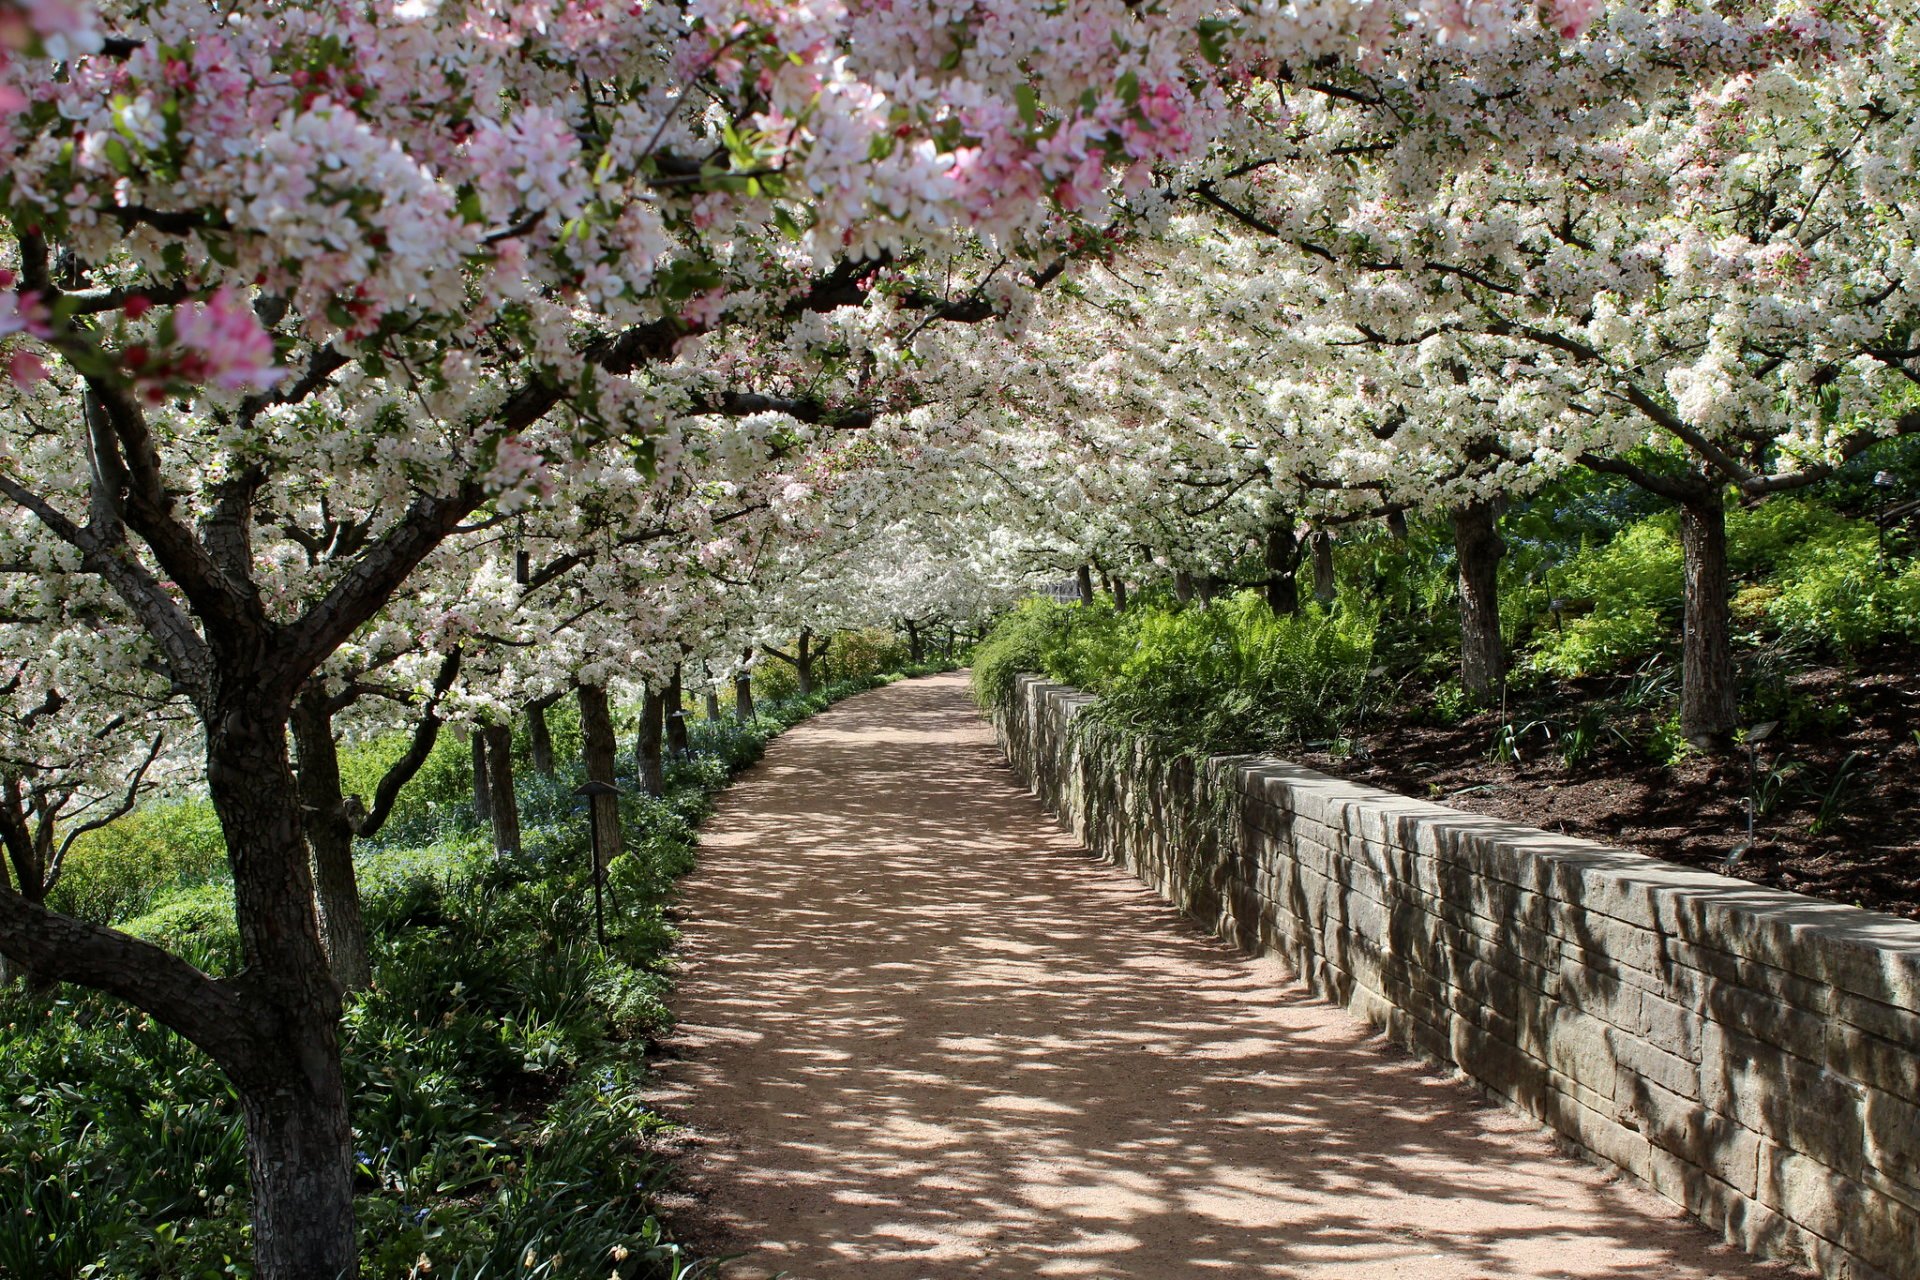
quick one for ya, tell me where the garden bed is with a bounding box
[1300,650,1920,921]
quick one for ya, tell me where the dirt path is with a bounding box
[649,673,1794,1279]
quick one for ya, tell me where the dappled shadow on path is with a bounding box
[649,674,1793,1279]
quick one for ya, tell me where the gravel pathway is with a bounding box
[648,672,1796,1279]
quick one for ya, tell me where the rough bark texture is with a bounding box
[1679,491,1738,743]
[526,695,557,776]
[1450,502,1508,703]
[1076,564,1095,606]
[637,686,667,798]
[1174,570,1194,604]
[203,700,354,1280]
[704,689,722,721]
[469,729,492,823]
[735,648,755,720]
[906,620,924,664]
[1265,518,1301,615]
[482,723,521,856]
[576,682,622,871]
[1111,577,1128,612]
[289,690,371,992]
[666,665,690,756]
[1310,532,1337,605]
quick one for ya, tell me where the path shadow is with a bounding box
[648,674,1799,1279]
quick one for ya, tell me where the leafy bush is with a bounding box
[47,798,227,924]
[974,593,1378,756]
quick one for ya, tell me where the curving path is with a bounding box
[649,673,1796,1279]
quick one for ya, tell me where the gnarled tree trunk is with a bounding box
[1075,564,1094,606]
[468,729,491,823]
[576,682,622,870]
[1310,531,1337,605]
[526,694,558,776]
[1265,518,1300,615]
[734,648,755,720]
[1450,501,1507,703]
[905,619,924,663]
[636,685,666,798]
[1679,489,1738,743]
[289,690,371,992]
[203,698,355,1280]
[481,723,520,856]
[666,664,689,756]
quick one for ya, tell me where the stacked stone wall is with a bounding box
[996,675,1920,1280]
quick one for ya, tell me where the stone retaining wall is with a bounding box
[995,675,1920,1280]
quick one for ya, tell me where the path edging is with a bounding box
[992,674,1920,1280]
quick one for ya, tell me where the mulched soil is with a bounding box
[1294,651,1920,922]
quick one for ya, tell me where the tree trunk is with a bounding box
[1265,518,1300,615]
[289,690,371,992]
[666,664,689,756]
[906,619,923,663]
[1076,564,1094,606]
[468,729,491,823]
[1174,570,1194,604]
[1111,576,1128,611]
[1679,490,1738,744]
[796,630,815,697]
[526,696,556,776]
[1386,509,1410,540]
[734,648,755,720]
[202,700,355,1280]
[1450,501,1507,703]
[704,688,722,721]
[576,682,622,871]
[1310,531,1337,605]
[636,686,666,798]
[482,723,520,856]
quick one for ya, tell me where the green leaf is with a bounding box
[1014,84,1040,130]
[1115,71,1140,107]
[1197,18,1233,66]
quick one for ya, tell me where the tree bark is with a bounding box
[526,695,557,776]
[576,682,622,871]
[666,664,689,756]
[1111,576,1128,612]
[289,690,371,992]
[905,619,923,663]
[1265,518,1300,615]
[468,729,491,824]
[1679,489,1738,743]
[1075,564,1094,606]
[1310,531,1337,605]
[734,648,755,720]
[1173,569,1194,604]
[636,685,666,798]
[704,688,722,721]
[482,723,520,857]
[202,699,355,1280]
[1450,501,1507,703]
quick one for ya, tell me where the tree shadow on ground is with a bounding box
[648,674,1801,1280]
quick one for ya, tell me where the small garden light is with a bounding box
[573,779,624,949]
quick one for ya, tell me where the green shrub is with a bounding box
[48,798,227,924]
[974,593,1377,756]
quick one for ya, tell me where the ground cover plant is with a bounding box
[0,663,945,1279]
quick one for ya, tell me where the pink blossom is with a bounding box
[1548,0,1602,40]
[7,349,46,388]
[163,289,282,392]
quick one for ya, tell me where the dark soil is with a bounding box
[1296,650,1920,922]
